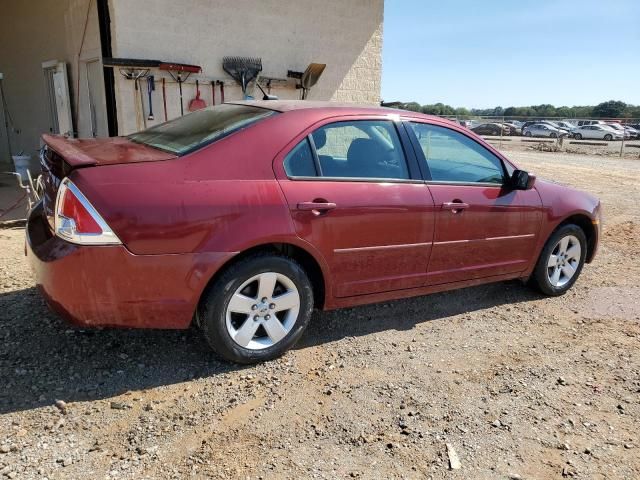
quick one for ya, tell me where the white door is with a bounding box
[43,61,73,136]
[85,59,109,137]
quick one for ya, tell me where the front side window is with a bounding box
[409,123,505,184]
[309,121,410,180]
[128,104,277,155]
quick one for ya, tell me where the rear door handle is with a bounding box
[297,201,337,212]
[442,201,469,213]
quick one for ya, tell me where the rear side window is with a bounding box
[128,104,277,155]
[284,139,317,177]
[409,123,505,184]
[310,120,410,180]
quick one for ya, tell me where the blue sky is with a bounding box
[381,0,640,108]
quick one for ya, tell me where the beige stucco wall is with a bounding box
[109,0,383,135]
[0,0,104,170]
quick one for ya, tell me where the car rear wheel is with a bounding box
[529,224,587,296]
[524,131,532,137]
[604,134,613,141]
[198,254,314,364]
[574,133,582,140]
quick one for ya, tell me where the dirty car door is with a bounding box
[274,119,435,298]
[407,121,542,285]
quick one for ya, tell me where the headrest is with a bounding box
[347,138,378,166]
[312,129,327,149]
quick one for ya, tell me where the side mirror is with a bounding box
[511,169,536,190]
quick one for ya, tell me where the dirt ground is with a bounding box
[1,150,639,480]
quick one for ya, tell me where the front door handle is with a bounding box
[442,201,469,213]
[297,201,337,212]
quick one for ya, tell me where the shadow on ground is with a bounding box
[0,281,541,414]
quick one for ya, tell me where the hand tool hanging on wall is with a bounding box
[162,78,168,121]
[159,62,202,116]
[102,58,161,129]
[217,80,225,103]
[210,80,216,105]
[222,57,262,100]
[188,79,206,111]
[137,77,147,128]
[146,76,155,121]
[287,63,326,99]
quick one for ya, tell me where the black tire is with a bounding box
[198,254,314,364]
[604,134,613,141]
[525,131,532,137]
[550,132,558,138]
[574,133,582,140]
[529,224,587,296]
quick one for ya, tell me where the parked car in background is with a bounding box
[546,121,574,134]
[500,122,520,136]
[623,125,639,138]
[520,120,559,134]
[573,124,623,141]
[27,101,602,364]
[605,123,632,139]
[522,123,566,138]
[556,121,578,133]
[471,122,510,136]
[576,120,605,127]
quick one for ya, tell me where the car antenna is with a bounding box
[255,80,278,100]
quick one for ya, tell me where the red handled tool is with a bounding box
[218,80,225,103]
[188,79,206,111]
[159,62,202,116]
[162,78,168,121]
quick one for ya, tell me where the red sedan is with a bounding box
[26,102,601,364]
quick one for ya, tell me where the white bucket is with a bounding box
[12,154,30,183]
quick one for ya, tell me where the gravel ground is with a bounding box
[1,150,639,479]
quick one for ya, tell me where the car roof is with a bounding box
[227,100,431,119]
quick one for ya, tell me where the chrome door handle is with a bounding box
[297,201,337,211]
[442,202,469,213]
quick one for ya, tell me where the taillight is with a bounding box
[54,178,121,245]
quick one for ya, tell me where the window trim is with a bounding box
[306,134,323,176]
[405,121,510,186]
[283,119,420,183]
[282,175,424,184]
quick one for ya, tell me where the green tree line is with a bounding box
[391,100,640,119]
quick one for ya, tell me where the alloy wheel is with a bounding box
[225,272,300,350]
[546,235,581,288]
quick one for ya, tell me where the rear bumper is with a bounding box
[25,202,234,329]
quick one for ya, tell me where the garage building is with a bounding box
[0,0,384,172]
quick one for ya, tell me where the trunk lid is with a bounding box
[42,134,177,167]
[39,134,177,230]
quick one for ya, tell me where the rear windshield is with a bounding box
[128,104,277,155]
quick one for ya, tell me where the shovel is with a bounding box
[188,80,206,111]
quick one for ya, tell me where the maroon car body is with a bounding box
[26,101,601,335]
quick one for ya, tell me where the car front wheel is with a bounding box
[199,254,314,364]
[529,224,587,296]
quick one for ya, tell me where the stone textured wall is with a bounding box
[109,0,384,134]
